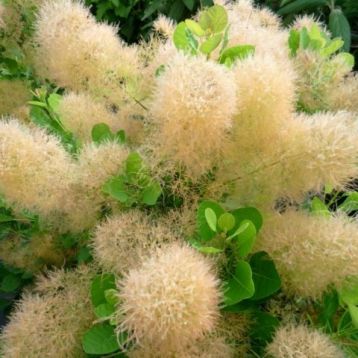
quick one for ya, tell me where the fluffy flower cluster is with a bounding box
[117,244,221,354]
[266,324,344,358]
[259,210,358,297]
[0,266,95,358]
[0,0,357,356]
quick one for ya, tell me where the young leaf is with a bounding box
[47,93,62,113]
[235,220,257,258]
[94,303,115,318]
[219,45,255,64]
[191,243,224,254]
[199,5,228,33]
[115,130,126,144]
[311,197,330,217]
[339,192,358,212]
[217,212,235,232]
[340,277,358,306]
[92,123,113,144]
[82,323,120,355]
[229,207,263,232]
[125,152,143,176]
[320,38,344,57]
[197,201,225,240]
[205,207,217,232]
[288,29,300,56]
[185,19,205,36]
[103,177,128,203]
[141,181,162,206]
[199,33,222,55]
[91,274,116,307]
[250,251,281,301]
[173,22,189,51]
[335,52,355,70]
[299,27,310,49]
[223,260,255,306]
[348,304,358,328]
[105,289,120,306]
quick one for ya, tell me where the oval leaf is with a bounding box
[82,323,120,355]
[224,260,255,306]
[218,212,235,232]
[199,33,222,55]
[250,251,281,300]
[197,201,225,240]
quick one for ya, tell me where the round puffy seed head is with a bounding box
[266,324,344,358]
[150,53,237,178]
[118,244,221,352]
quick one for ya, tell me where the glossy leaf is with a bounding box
[250,251,281,300]
[223,260,255,306]
[197,201,225,240]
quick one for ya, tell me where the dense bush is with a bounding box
[0,0,358,357]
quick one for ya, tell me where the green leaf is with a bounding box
[348,304,358,328]
[299,27,310,49]
[339,192,358,212]
[82,323,120,355]
[340,277,358,306]
[278,0,327,15]
[115,130,126,144]
[250,251,281,300]
[205,208,217,232]
[226,221,250,242]
[173,22,189,51]
[182,0,195,10]
[288,29,300,56]
[125,152,143,176]
[77,246,92,264]
[185,27,199,53]
[185,20,205,36]
[105,289,119,306]
[320,38,344,56]
[318,290,339,329]
[311,197,330,217]
[197,201,225,240]
[329,8,351,52]
[92,123,113,144]
[192,243,224,254]
[47,93,62,113]
[223,260,255,306]
[103,177,128,203]
[94,303,115,318]
[0,274,21,292]
[335,52,355,69]
[91,274,116,307]
[141,181,162,206]
[219,45,255,65]
[199,5,228,33]
[249,311,280,355]
[0,213,15,223]
[28,100,47,108]
[235,220,257,258]
[199,33,222,55]
[229,207,263,233]
[217,212,235,232]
